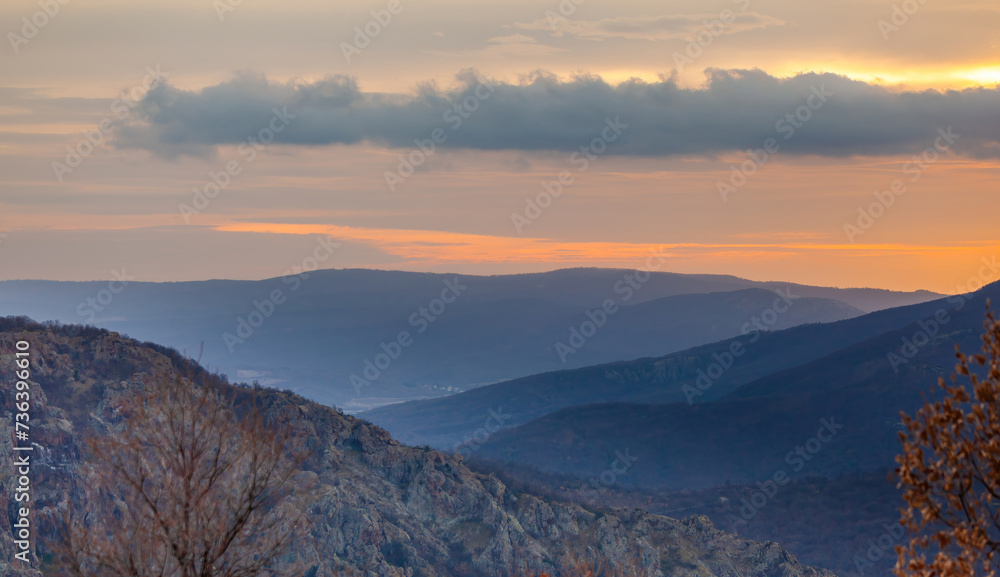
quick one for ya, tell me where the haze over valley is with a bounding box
[3,0,1000,575]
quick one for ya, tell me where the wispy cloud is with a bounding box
[489,33,539,45]
[514,13,785,41]
[216,222,1000,268]
[428,34,567,59]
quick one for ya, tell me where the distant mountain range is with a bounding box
[0,270,968,577]
[357,281,998,577]
[467,283,994,489]
[362,282,969,449]
[0,268,939,412]
[0,320,834,577]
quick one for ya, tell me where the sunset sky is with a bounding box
[1,0,999,292]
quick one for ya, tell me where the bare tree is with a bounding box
[895,306,1000,577]
[56,373,310,577]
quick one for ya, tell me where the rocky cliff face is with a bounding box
[0,319,836,577]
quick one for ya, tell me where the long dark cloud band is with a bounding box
[115,68,1000,159]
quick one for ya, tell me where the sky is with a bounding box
[1,0,998,292]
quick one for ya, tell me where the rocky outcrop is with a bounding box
[0,320,836,577]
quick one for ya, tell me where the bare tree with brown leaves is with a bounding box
[55,373,311,577]
[895,306,1000,577]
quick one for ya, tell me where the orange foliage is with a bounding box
[895,305,1000,577]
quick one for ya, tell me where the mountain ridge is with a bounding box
[0,318,835,577]
[362,282,976,448]
[0,267,926,411]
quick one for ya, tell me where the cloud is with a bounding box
[114,69,1000,159]
[428,34,566,59]
[514,13,786,41]
[488,33,539,45]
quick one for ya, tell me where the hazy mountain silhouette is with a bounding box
[0,268,933,411]
[0,319,835,577]
[363,282,968,448]
[469,281,998,489]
